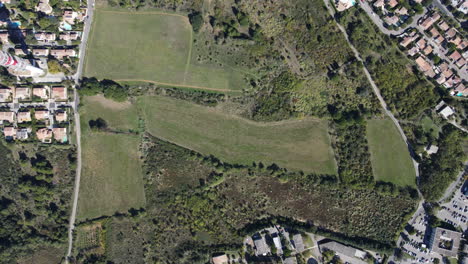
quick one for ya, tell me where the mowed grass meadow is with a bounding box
[84,9,247,91]
[138,96,337,174]
[77,96,145,220]
[366,119,416,187]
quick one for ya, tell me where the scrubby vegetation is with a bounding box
[73,135,417,263]
[337,8,439,118]
[79,77,128,102]
[0,143,76,262]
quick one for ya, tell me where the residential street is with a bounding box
[360,1,426,35]
[65,0,94,262]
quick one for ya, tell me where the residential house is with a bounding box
[387,0,398,8]
[415,56,436,77]
[53,127,67,143]
[55,111,67,122]
[395,7,408,15]
[416,38,427,49]
[450,35,462,46]
[36,128,52,143]
[423,45,433,55]
[436,75,446,84]
[0,88,11,102]
[212,254,228,264]
[32,48,49,57]
[438,21,450,31]
[16,128,29,140]
[439,105,455,118]
[14,87,30,100]
[442,68,453,79]
[384,15,399,25]
[34,32,56,42]
[419,13,441,30]
[3,126,16,140]
[34,110,49,120]
[455,58,466,68]
[429,27,441,39]
[50,49,76,59]
[445,28,457,39]
[449,51,462,62]
[63,9,78,25]
[374,0,385,8]
[425,145,439,155]
[457,40,467,50]
[455,83,467,96]
[407,46,420,56]
[36,0,53,14]
[400,35,417,47]
[335,0,355,11]
[59,32,79,41]
[51,86,67,101]
[17,111,31,123]
[32,87,48,99]
[0,112,14,123]
[0,31,8,43]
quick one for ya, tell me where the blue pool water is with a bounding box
[63,22,72,30]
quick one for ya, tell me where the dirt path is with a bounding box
[115,79,238,93]
[99,10,189,20]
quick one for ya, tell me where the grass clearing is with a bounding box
[138,95,337,174]
[78,96,145,220]
[420,116,440,139]
[85,9,248,91]
[366,119,416,187]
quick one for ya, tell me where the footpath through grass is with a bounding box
[77,96,145,220]
[85,9,247,91]
[139,96,337,174]
[366,119,416,187]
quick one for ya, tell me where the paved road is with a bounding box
[324,0,420,180]
[360,1,426,35]
[432,0,462,27]
[65,0,94,262]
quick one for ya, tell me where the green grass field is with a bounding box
[366,119,416,187]
[85,9,247,92]
[77,96,145,220]
[138,96,337,174]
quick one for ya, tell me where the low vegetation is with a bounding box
[367,119,416,187]
[78,96,145,220]
[139,95,337,174]
[75,135,417,263]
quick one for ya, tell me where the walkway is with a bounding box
[65,0,94,262]
[323,0,420,179]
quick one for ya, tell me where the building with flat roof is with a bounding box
[428,227,461,258]
[319,241,368,264]
[0,111,14,123]
[253,236,270,256]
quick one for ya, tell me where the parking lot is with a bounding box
[437,185,468,230]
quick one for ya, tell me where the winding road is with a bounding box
[65,0,95,262]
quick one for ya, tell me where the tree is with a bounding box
[189,12,204,32]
